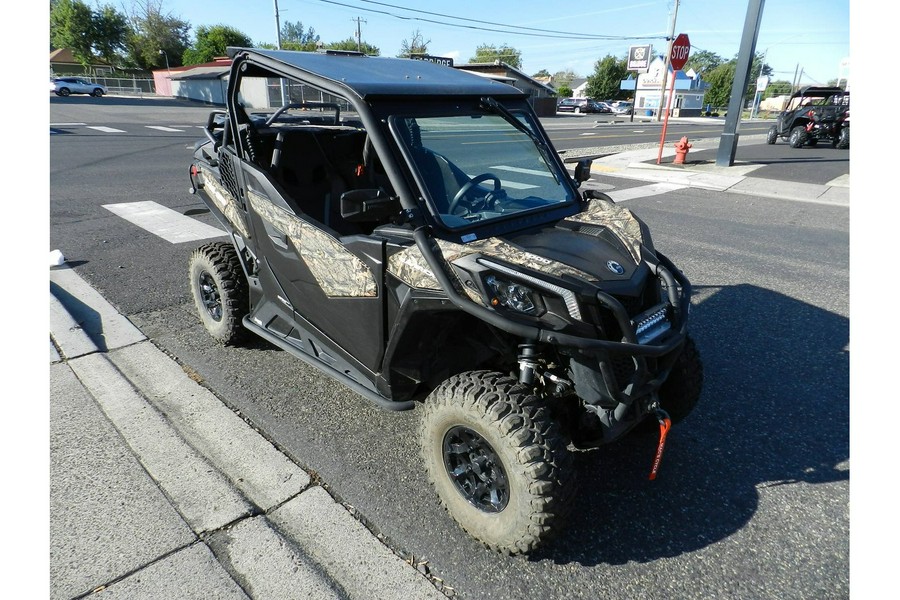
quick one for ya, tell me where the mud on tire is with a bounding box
[189,242,249,345]
[421,370,575,555]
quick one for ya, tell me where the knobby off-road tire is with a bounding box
[657,335,704,424]
[421,370,576,555]
[189,242,249,345]
[835,127,849,149]
[789,125,808,148]
[766,125,778,145]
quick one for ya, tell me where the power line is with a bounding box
[311,0,665,41]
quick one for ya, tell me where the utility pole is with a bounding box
[352,17,367,53]
[656,0,680,122]
[273,0,283,49]
[274,0,287,105]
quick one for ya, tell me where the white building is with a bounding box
[620,57,709,117]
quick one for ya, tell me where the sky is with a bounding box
[156,0,850,87]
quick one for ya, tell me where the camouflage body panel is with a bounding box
[200,170,251,239]
[387,240,485,305]
[564,198,643,263]
[387,235,600,302]
[248,191,377,298]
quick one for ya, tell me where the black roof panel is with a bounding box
[227,47,525,98]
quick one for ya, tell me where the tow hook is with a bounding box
[648,408,672,481]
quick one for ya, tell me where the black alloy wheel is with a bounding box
[442,425,509,512]
[188,242,249,344]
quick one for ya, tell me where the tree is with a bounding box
[50,0,130,69]
[398,29,429,58]
[702,61,736,108]
[762,79,792,99]
[326,38,380,55]
[50,0,97,67]
[585,54,627,101]
[685,49,723,76]
[92,5,129,67]
[551,69,577,89]
[183,24,252,65]
[125,0,191,69]
[556,85,573,98]
[469,44,522,69]
[531,69,551,79]
[280,20,319,51]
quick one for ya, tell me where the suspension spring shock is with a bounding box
[518,344,541,385]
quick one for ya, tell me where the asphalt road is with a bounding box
[49,96,849,599]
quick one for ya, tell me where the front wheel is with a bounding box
[789,125,808,148]
[835,127,849,149]
[57,88,70,97]
[421,371,575,555]
[657,336,704,423]
[92,88,104,97]
[766,125,778,144]
[188,242,249,344]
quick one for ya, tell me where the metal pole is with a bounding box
[656,0,679,122]
[715,0,766,167]
[274,0,287,106]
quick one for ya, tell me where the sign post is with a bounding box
[626,45,651,123]
[656,33,690,164]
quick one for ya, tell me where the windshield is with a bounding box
[391,113,576,229]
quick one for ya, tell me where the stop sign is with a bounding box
[670,33,690,71]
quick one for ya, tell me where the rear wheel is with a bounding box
[188,242,249,344]
[574,106,581,114]
[766,126,778,144]
[421,370,575,555]
[788,125,808,148]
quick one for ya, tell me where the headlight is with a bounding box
[485,275,538,314]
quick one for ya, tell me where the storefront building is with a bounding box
[620,57,709,117]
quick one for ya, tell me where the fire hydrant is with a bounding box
[673,136,692,164]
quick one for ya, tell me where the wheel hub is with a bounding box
[442,426,509,512]
[198,271,223,321]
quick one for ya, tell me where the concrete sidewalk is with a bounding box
[49,265,447,600]
[584,136,850,207]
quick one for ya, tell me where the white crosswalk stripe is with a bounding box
[145,126,186,132]
[86,126,126,133]
[489,165,555,178]
[103,201,225,244]
[606,182,687,202]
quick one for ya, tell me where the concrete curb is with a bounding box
[49,265,447,600]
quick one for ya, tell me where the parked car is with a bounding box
[51,77,107,97]
[611,101,634,115]
[556,98,610,114]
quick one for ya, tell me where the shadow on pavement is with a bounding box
[537,283,849,566]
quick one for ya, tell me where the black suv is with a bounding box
[766,86,849,149]
[187,47,703,554]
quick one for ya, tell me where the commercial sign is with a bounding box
[756,75,770,92]
[410,54,454,67]
[627,45,652,72]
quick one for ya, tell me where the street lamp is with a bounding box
[158,49,170,75]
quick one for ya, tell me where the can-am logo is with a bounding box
[606,260,625,275]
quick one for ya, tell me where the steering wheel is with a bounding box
[448,173,502,214]
[265,104,304,126]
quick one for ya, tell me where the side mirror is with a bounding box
[574,158,593,183]
[340,189,400,222]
